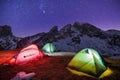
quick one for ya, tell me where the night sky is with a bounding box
[0,0,120,37]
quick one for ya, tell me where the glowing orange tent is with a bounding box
[9,44,45,65]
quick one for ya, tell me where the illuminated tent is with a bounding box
[42,43,56,54]
[67,48,107,78]
[9,44,45,65]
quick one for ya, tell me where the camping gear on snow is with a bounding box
[67,48,110,78]
[42,43,56,54]
[11,71,36,80]
[9,44,45,65]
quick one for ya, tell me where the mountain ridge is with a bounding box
[0,22,120,57]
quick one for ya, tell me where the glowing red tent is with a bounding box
[9,44,45,65]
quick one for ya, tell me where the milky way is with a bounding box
[0,0,120,37]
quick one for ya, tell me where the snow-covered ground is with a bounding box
[11,71,36,80]
[47,52,76,56]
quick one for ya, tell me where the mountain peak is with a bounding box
[60,24,72,32]
[0,25,13,37]
[49,26,58,33]
[73,22,101,34]
[106,29,120,36]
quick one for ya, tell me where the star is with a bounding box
[42,10,46,14]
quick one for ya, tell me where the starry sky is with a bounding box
[0,0,120,37]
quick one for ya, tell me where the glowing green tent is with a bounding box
[42,43,56,54]
[67,48,107,78]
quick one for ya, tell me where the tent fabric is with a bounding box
[67,48,107,77]
[42,43,56,54]
[9,44,45,65]
[67,67,113,79]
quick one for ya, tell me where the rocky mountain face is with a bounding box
[0,22,120,57]
[0,25,21,50]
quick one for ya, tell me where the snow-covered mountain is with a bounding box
[0,22,120,57]
[0,25,21,50]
